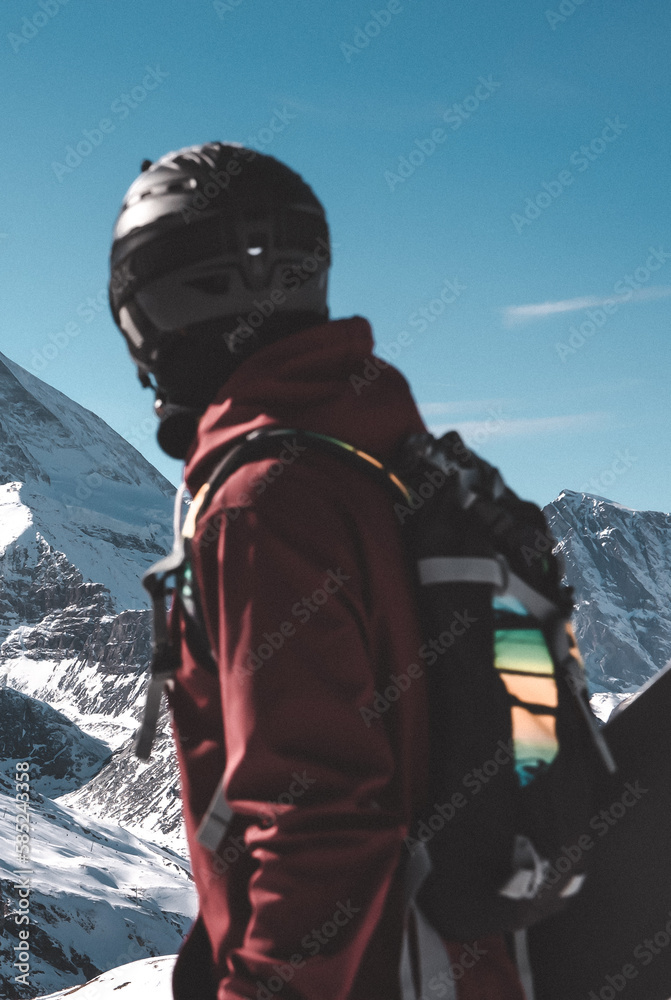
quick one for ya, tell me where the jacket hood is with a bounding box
[184,316,426,495]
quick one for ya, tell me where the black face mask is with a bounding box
[143,312,328,459]
[148,333,238,460]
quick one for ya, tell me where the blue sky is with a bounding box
[1,0,669,511]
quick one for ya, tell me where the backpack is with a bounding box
[137,425,616,943]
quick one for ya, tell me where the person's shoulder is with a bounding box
[216,439,387,510]
[195,438,396,549]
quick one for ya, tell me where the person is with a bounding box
[109,142,526,1000]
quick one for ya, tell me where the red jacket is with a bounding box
[168,317,526,1000]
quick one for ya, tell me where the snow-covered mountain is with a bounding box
[0,682,194,997]
[0,350,176,615]
[0,683,191,996]
[0,784,195,997]
[1,622,185,855]
[545,490,671,693]
[0,354,195,996]
[0,349,185,845]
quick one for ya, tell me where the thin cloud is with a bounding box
[419,398,514,417]
[428,411,610,440]
[274,95,445,130]
[502,286,671,327]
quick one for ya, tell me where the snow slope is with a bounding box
[0,681,195,997]
[38,955,175,999]
[0,788,195,997]
[0,351,176,613]
[1,635,185,856]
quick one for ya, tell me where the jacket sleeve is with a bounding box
[194,458,407,1000]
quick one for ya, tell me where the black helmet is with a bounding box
[108,142,331,456]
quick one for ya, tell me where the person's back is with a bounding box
[108,142,526,1000]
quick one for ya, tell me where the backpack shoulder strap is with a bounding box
[134,483,190,760]
[135,427,410,760]
[191,426,411,527]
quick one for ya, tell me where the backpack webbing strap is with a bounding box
[196,775,233,851]
[418,556,505,589]
[400,906,457,1000]
[400,845,456,1000]
[418,556,560,623]
[135,672,175,762]
[513,930,536,1000]
[193,426,411,529]
[135,483,190,760]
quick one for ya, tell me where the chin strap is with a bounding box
[135,367,207,460]
[156,403,202,460]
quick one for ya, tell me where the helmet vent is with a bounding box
[125,177,197,208]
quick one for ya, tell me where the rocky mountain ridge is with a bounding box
[545,490,671,691]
